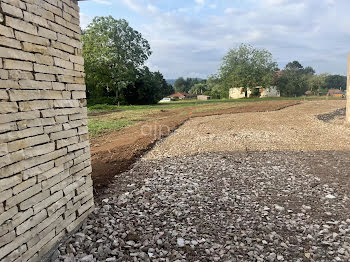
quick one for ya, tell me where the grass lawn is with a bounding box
[88,97,290,113]
[87,96,345,137]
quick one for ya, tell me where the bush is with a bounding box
[87,96,119,106]
[203,90,221,99]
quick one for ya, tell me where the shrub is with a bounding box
[87,96,118,106]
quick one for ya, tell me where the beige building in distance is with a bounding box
[229,87,280,99]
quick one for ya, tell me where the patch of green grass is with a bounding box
[88,103,197,114]
[87,96,345,136]
[89,96,335,113]
[88,96,345,114]
[88,104,121,112]
[88,104,159,112]
[88,118,131,137]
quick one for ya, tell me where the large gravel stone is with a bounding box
[57,151,350,261]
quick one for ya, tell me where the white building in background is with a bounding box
[229,87,246,99]
[197,95,211,101]
[260,86,280,98]
[229,86,280,99]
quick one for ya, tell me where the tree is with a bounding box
[285,61,303,71]
[303,66,316,76]
[308,73,328,95]
[162,83,175,98]
[174,77,187,92]
[174,77,203,93]
[218,44,278,96]
[122,67,173,105]
[202,75,221,98]
[83,16,152,101]
[189,83,208,94]
[324,75,347,91]
[277,62,315,96]
[277,71,308,97]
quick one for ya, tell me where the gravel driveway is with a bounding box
[58,101,350,262]
[145,101,350,158]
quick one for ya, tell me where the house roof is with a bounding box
[169,92,194,98]
[328,89,344,94]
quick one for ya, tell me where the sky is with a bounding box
[79,0,350,79]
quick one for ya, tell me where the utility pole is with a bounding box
[347,54,350,122]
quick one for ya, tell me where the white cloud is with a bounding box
[177,7,190,13]
[145,61,161,72]
[224,8,237,14]
[325,0,335,5]
[90,0,112,5]
[195,0,205,5]
[265,0,287,5]
[120,0,143,12]
[88,0,350,78]
[80,13,93,29]
[147,4,158,14]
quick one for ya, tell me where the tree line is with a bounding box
[276,61,346,97]
[83,17,346,105]
[173,45,346,98]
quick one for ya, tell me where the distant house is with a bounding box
[259,86,280,98]
[327,89,345,98]
[197,95,211,101]
[229,88,246,99]
[305,91,312,95]
[169,92,196,100]
[229,86,280,99]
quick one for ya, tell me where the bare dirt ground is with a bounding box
[58,100,350,262]
[90,100,299,190]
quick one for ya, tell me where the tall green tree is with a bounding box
[205,76,220,97]
[83,16,152,101]
[324,75,347,90]
[174,77,203,93]
[308,73,328,94]
[285,61,303,71]
[218,44,278,97]
[174,77,187,92]
[303,66,316,75]
[189,83,208,94]
[277,61,315,96]
[123,67,173,105]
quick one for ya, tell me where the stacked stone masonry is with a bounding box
[0,0,94,261]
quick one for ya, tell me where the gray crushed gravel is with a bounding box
[144,101,350,158]
[57,152,350,262]
[317,108,346,123]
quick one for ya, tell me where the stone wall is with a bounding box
[0,0,94,261]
